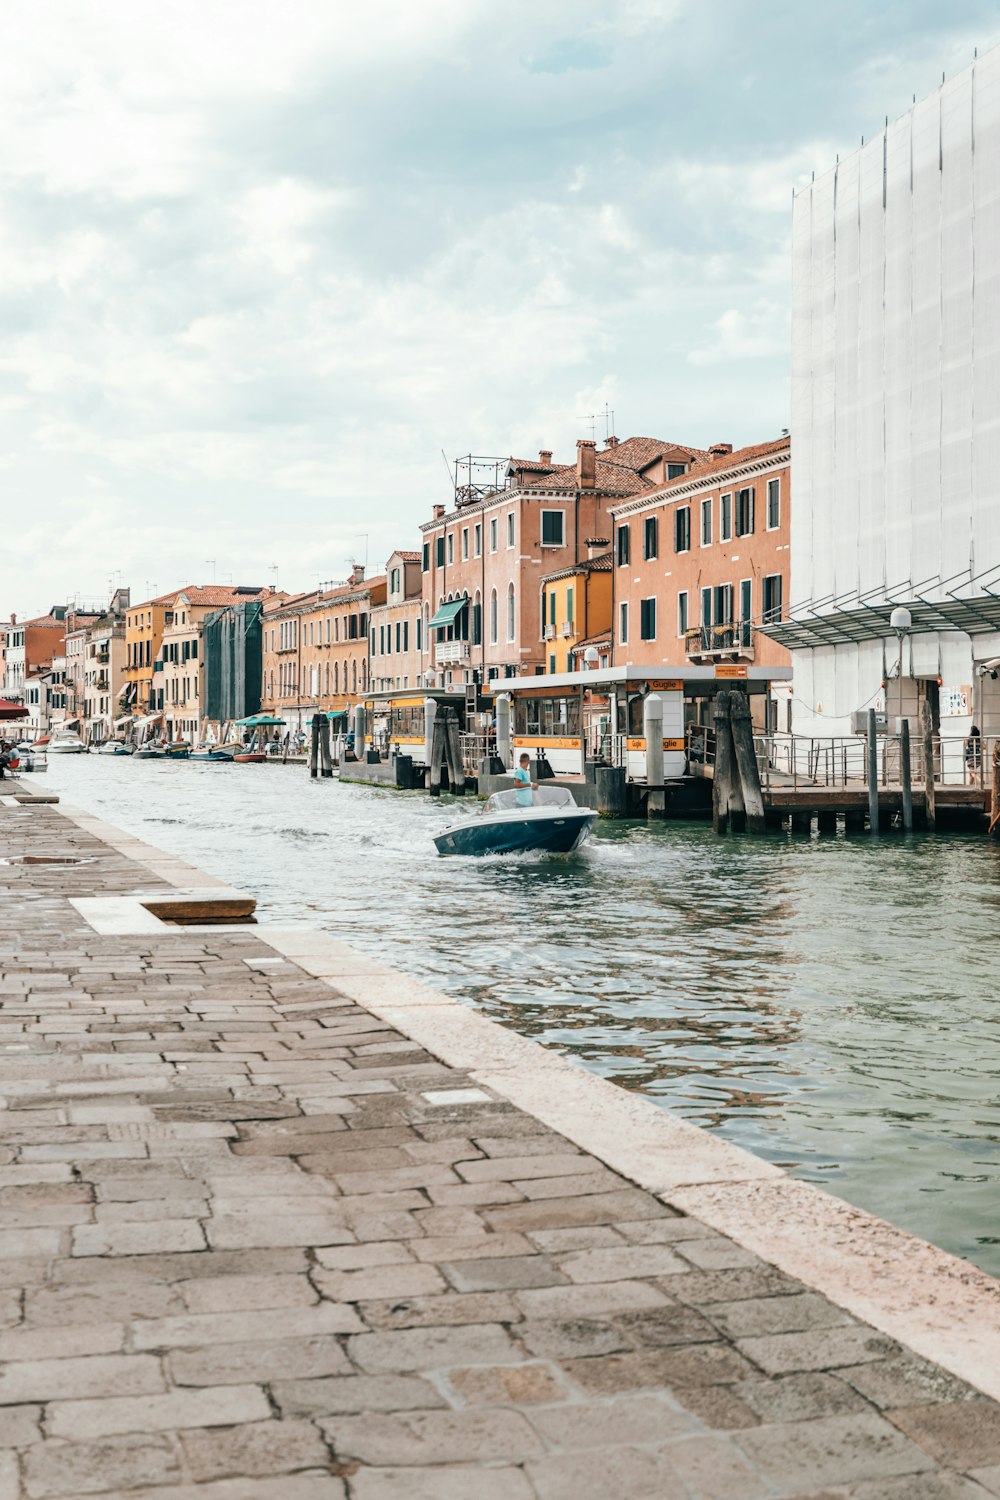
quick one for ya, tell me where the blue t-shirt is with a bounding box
[513,766,533,807]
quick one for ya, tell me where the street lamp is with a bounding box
[889,606,912,738]
[583,646,599,669]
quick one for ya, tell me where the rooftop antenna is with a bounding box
[269,564,279,591]
[601,403,615,442]
[205,559,217,584]
[577,412,597,439]
[440,448,454,487]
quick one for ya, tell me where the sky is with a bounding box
[2,0,998,616]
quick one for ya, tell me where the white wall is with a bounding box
[791,47,1000,735]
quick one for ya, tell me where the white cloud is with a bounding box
[687,303,789,366]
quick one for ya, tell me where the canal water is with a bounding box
[44,756,1000,1278]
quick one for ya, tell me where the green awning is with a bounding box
[235,713,286,727]
[428,598,466,629]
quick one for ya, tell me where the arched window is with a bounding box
[324,663,330,695]
[489,589,498,645]
[351,660,357,694]
[506,583,515,642]
[472,590,482,647]
[334,661,339,694]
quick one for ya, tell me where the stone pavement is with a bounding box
[1,799,1000,1499]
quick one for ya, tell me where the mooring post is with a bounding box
[428,707,446,797]
[643,693,665,820]
[867,708,879,831]
[595,765,627,818]
[495,693,512,769]
[921,700,936,830]
[318,715,333,778]
[900,717,913,831]
[729,690,766,834]
[712,691,743,833]
[444,707,466,796]
[309,716,320,780]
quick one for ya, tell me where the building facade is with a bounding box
[419,437,704,688]
[539,545,613,676]
[610,439,791,696]
[2,609,67,703]
[260,569,385,733]
[154,586,267,743]
[369,552,422,693]
[83,621,128,744]
[779,48,1000,739]
[125,593,177,716]
[203,598,272,736]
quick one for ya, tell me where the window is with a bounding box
[720,493,733,541]
[461,528,469,560]
[489,518,498,552]
[472,595,482,646]
[506,513,514,547]
[739,579,752,647]
[473,523,482,557]
[643,516,658,560]
[403,620,409,651]
[674,507,691,553]
[435,536,445,567]
[667,462,687,480]
[701,497,712,546]
[548,591,556,627]
[416,615,422,651]
[713,583,733,629]
[447,533,454,564]
[422,542,430,571]
[767,476,780,530]
[506,583,515,641]
[549,654,556,673]
[735,487,754,537]
[678,591,689,637]
[619,601,628,644]
[489,589,498,644]
[617,524,631,567]
[762,574,783,623]
[701,586,712,628]
[566,586,574,624]
[541,511,564,547]
[640,598,656,641]
[394,621,400,652]
[390,567,401,593]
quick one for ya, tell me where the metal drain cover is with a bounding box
[0,854,97,866]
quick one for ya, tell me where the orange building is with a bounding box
[369,551,423,693]
[261,568,387,733]
[539,544,613,676]
[124,592,178,715]
[609,437,791,678]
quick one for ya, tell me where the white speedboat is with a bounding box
[433,785,596,858]
[47,731,86,754]
[96,740,132,755]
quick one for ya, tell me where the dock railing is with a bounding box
[750,733,998,792]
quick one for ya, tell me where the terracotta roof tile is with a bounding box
[394,551,421,562]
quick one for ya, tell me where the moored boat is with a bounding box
[433,786,596,857]
[190,746,235,762]
[47,731,86,754]
[96,740,132,755]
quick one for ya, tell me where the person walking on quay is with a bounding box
[965,723,982,774]
[513,751,537,808]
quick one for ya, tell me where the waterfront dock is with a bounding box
[2,791,1000,1495]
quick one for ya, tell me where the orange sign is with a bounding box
[715,664,748,679]
[645,680,684,691]
[513,736,579,750]
[625,737,687,752]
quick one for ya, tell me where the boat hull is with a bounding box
[433,808,595,858]
[233,752,267,763]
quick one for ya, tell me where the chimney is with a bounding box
[585,536,609,560]
[576,439,597,490]
[539,449,553,466]
[351,563,365,585]
[433,504,445,520]
[604,435,619,449]
[709,442,733,456]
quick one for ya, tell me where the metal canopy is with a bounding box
[759,595,1000,649]
[428,599,466,629]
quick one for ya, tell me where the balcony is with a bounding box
[560,621,574,638]
[543,624,556,640]
[435,640,470,665]
[684,625,755,665]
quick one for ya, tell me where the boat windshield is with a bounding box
[484,787,577,814]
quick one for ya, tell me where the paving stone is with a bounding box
[705,1291,854,1339]
[47,1383,272,1440]
[518,1318,632,1360]
[483,1190,667,1233]
[272,1373,447,1417]
[358,1291,521,1329]
[179,1272,318,1313]
[562,1343,757,1394]
[849,1475,994,1499]
[170,1333,353,1385]
[970,1467,1000,1497]
[0,1353,164,1403]
[71,1221,206,1257]
[347,1323,518,1373]
[0,1405,43,1447]
[614,1303,720,1348]
[440,1255,567,1293]
[70,1478,345,1500]
[313,1263,446,1302]
[842,1355,982,1410]
[349,1466,534,1500]
[529,1393,697,1447]
[411,1232,535,1264]
[886,1401,1000,1467]
[514,1279,669,1319]
[133,1302,363,1348]
[179,1419,330,1481]
[446,1362,569,1406]
[21,1433,181,1498]
[322,1407,544,1464]
[555,1244,689,1283]
[736,1412,935,1489]
[668,1383,762,1430]
[659,1433,774,1497]
[737,1326,900,1375]
[0,1321,125,1362]
[733,1371,873,1424]
[526,1445,681,1499]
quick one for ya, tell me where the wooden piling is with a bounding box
[309,717,320,780]
[596,766,627,818]
[817,810,837,835]
[444,708,466,796]
[318,716,333,778]
[921,701,936,830]
[729,690,766,835]
[712,692,744,834]
[900,718,913,831]
[867,708,879,832]
[428,711,446,797]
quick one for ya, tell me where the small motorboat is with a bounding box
[433,785,597,858]
[164,741,191,759]
[96,740,132,755]
[47,730,86,754]
[233,750,267,763]
[133,741,167,759]
[190,745,234,762]
[14,741,46,772]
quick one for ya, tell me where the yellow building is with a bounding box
[539,548,613,675]
[124,592,177,716]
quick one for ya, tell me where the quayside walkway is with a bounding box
[2,794,1000,1497]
